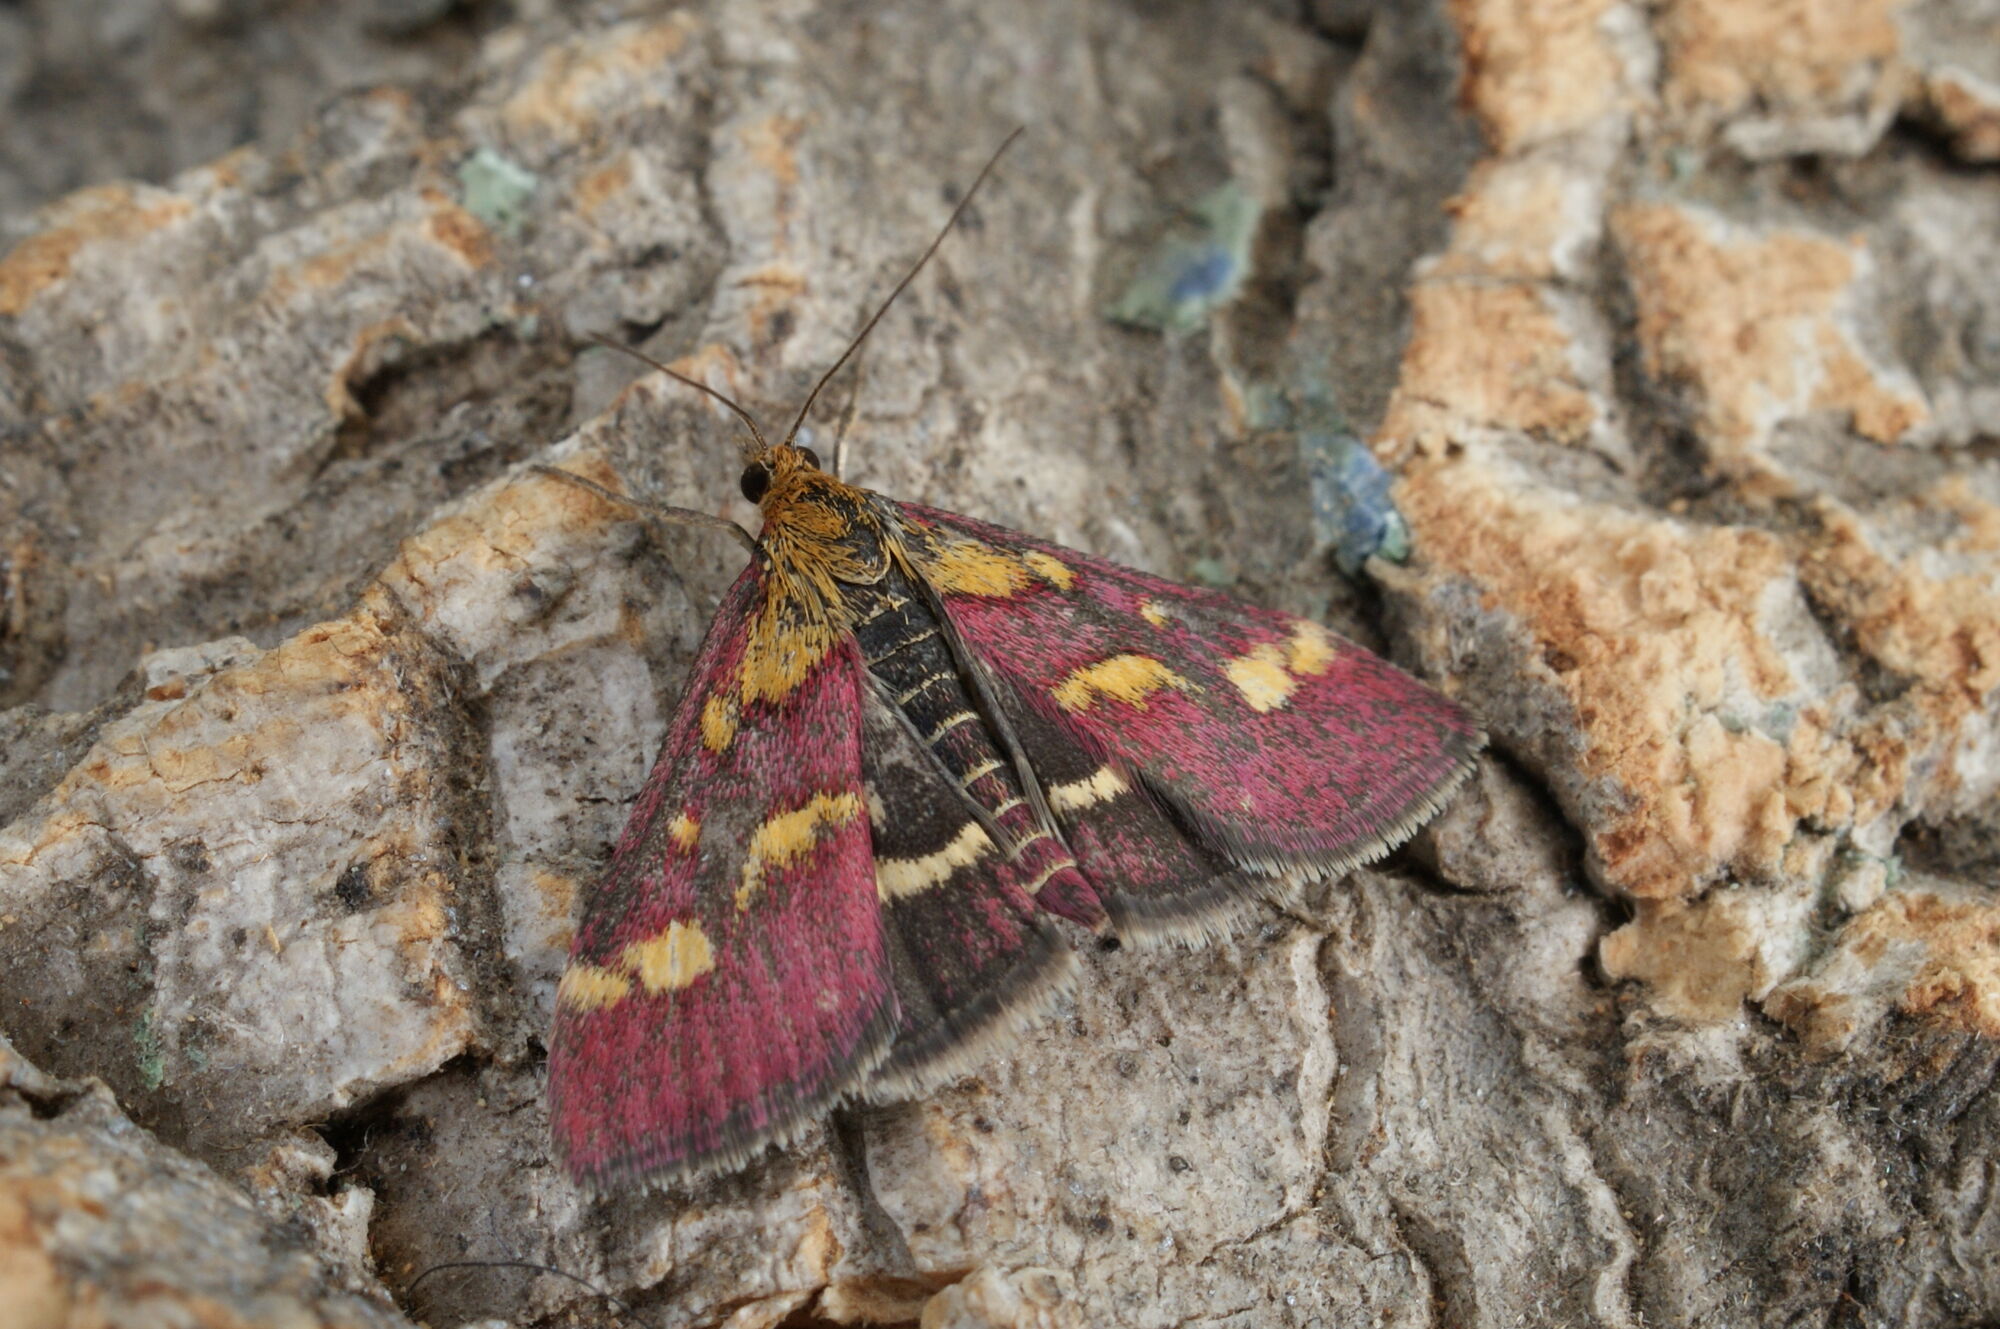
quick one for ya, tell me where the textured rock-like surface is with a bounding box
[2,0,1997,1326]
[0,609,489,1147]
[0,1033,412,1329]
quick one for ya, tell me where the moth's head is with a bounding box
[738,443,828,508]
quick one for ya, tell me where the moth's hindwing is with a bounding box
[547,561,895,1189]
[849,559,1107,931]
[890,500,1485,892]
[857,689,1078,1100]
[980,670,1269,944]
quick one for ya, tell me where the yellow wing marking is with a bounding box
[1225,644,1296,713]
[1022,550,1076,590]
[1286,620,1337,675]
[926,540,1030,596]
[875,822,994,901]
[736,791,863,910]
[1047,765,1130,813]
[739,614,840,706]
[1052,654,1192,713]
[622,921,717,994]
[701,695,739,753]
[925,540,1075,597]
[555,964,633,1012]
[668,812,700,851]
[556,920,718,1012]
[1224,621,1340,713]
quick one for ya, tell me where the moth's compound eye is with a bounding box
[740,462,772,502]
[798,447,822,470]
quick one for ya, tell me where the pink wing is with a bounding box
[546,562,894,1188]
[892,501,1483,884]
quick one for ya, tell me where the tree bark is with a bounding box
[1,1,1997,1326]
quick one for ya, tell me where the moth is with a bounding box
[541,136,1483,1190]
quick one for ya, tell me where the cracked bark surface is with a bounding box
[2,1,1998,1326]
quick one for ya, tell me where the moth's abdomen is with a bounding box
[845,563,1090,1098]
[849,567,1104,931]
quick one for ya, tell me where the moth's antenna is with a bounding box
[587,334,770,457]
[781,126,1024,450]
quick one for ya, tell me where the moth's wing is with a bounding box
[547,561,894,1189]
[858,689,1078,1099]
[979,669,1267,943]
[889,501,1483,931]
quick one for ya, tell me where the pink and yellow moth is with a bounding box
[539,135,1483,1190]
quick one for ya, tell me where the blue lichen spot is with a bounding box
[1167,243,1237,304]
[1306,429,1409,575]
[1264,386,1412,575]
[1107,183,1261,334]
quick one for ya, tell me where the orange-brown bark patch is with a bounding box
[1614,203,1928,464]
[1448,0,1628,151]
[0,186,195,316]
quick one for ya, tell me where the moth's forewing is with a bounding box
[547,562,894,1189]
[892,501,1485,888]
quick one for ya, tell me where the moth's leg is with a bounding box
[529,464,758,554]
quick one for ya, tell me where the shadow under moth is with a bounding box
[541,135,1483,1190]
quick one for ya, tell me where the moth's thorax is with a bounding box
[754,454,893,596]
[737,448,903,705]
[757,456,870,537]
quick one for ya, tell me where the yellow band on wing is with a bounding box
[1052,654,1191,712]
[557,919,718,1011]
[876,822,994,900]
